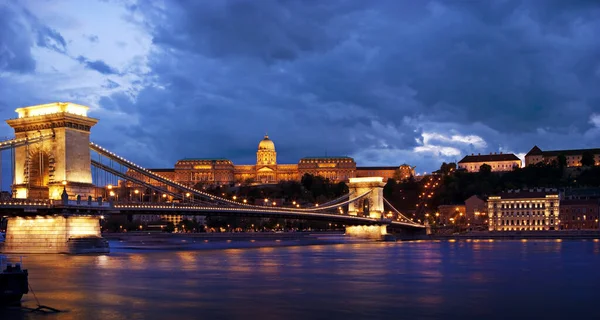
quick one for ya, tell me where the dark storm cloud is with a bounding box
[98,0,600,169]
[77,56,119,75]
[0,5,36,72]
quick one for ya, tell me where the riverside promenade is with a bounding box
[431,230,600,241]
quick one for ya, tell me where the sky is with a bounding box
[1,0,599,177]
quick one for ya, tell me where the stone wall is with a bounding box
[345,225,387,240]
[2,216,108,254]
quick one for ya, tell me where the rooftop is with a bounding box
[459,153,520,163]
[492,190,559,199]
[148,168,175,173]
[527,146,600,157]
[300,156,354,160]
[178,158,231,162]
[357,166,399,170]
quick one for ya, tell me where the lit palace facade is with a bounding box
[525,146,600,167]
[129,135,415,186]
[458,152,522,172]
[487,191,560,231]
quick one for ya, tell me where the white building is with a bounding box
[487,190,560,231]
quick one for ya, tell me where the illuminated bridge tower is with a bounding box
[345,177,389,239]
[6,102,98,200]
[2,102,107,254]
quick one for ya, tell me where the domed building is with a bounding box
[131,134,416,187]
[255,135,278,183]
[256,135,276,165]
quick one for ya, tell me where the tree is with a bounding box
[557,154,567,168]
[581,151,595,167]
[479,163,492,175]
[301,173,314,190]
[439,162,457,175]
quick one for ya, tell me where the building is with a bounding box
[458,153,521,172]
[563,188,600,200]
[487,190,560,231]
[355,164,415,181]
[525,146,600,167]
[128,135,415,187]
[559,200,599,230]
[464,195,487,222]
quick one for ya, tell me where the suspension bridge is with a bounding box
[0,102,425,253]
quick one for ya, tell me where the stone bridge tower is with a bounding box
[347,177,386,218]
[346,177,388,239]
[6,102,98,200]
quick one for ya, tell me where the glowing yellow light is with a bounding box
[16,102,89,118]
[107,184,113,190]
[109,191,115,197]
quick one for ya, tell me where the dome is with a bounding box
[258,134,275,151]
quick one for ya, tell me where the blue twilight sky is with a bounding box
[1,0,599,180]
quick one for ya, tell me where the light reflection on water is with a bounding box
[0,240,599,320]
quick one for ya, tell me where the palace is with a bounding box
[128,135,415,187]
[525,146,600,167]
[458,152,521,172]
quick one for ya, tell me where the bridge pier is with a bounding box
[1,215,109,254]
[345,225,389,240]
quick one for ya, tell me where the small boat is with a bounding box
[0,256,29,305]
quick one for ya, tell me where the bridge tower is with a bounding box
[6,102,98,200]
[346,177,389,239]
[1,102,107,254]
[347,177,386,218]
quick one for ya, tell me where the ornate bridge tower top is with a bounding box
[6,102,98,200]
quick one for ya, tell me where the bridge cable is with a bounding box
[383,197,423,226]
[91,159,210,205]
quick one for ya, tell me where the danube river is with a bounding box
[2,239,600,319]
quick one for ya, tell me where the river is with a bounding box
[2,239,600,319]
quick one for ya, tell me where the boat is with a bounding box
[0,256,29,305]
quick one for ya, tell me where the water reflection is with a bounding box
[1,240,599,319]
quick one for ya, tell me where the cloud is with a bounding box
[1,0,600,174]
[86,34,99,43]
[35,25,67,53]
[590,114,600,128]
[0,4,36,72]
[77,56,119,75]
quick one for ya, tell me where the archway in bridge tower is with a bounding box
[361,198,371,217]
[26,146,53,188]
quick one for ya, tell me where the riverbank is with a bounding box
[430,230,600,240]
